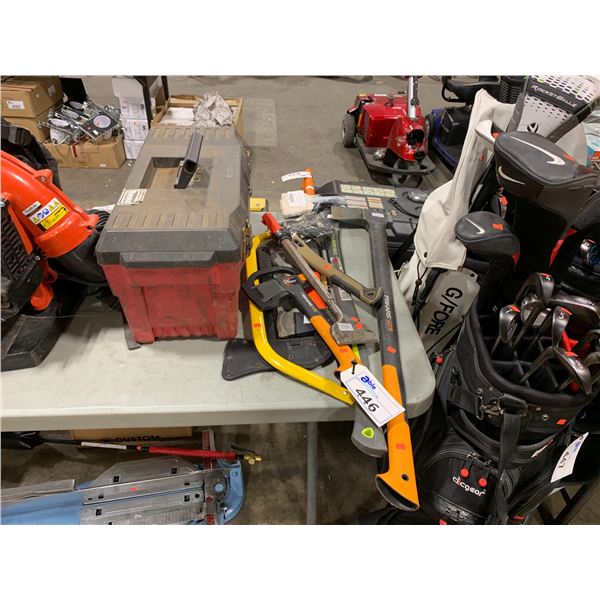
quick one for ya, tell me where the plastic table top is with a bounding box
[1,217,435,432]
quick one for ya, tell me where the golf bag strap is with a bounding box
[449,375,536,428]
[449,381,482,416]
[494,410,522,524]
[449,408,556,464]
[412,267,442,319]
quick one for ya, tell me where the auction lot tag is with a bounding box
[340,363,404,428]
[281,171,312,182]
[551,433,588,483]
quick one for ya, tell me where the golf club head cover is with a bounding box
[494,131,597,278]
[455,212,520,262]
[455,211,520,310]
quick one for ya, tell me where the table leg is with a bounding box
[306,422,318,524]
[554,479,600,525]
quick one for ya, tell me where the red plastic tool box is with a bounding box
[96,126,250,343]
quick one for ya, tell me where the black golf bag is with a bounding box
[361,296,598,526]
[420,302,599,524]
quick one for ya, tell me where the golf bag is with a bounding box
[551,188,600,300]
[399,75,600,356]
[417,302,598,525]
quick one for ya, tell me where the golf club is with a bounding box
[582,352,600,385]
[514,272,555,307]
[548,292,600,338]
[519,346,592,395]
[510,292,547,351]
[494,131,597,277]
[573,329,600,355]
[523,306,572,358]
[491,304,521,355]
[454,211,520,311]
[548,306,572,348]
[508,273,555,351]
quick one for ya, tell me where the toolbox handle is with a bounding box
[174,131,204,190]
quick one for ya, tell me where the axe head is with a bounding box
[330,205,391,228]
[330,206,368,228]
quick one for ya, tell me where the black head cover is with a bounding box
[455,211,520,260]
[494,131,597,220]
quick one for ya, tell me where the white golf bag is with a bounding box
[399,75,600,357]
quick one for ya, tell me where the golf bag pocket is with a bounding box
[417,425,503,524]
[416,400,563,524]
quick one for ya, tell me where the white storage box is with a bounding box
[121,117,150,141]
[111,76,160,100]
[112,77,164,119]
[118,96,157,120]
[124,139,144,160]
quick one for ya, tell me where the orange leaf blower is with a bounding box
[1,148,107,370]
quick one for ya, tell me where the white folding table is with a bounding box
[2,222,435,522]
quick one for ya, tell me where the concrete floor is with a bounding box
[1,76,597,524]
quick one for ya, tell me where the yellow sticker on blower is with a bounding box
[29,198,68,231]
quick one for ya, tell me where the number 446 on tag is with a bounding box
[340,363,404,428]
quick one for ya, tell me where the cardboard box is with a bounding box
[124,139,144,160]
[158,107,196,126]
[152,95,244,138]
[70,427,193,444]
[3,100,62,142]
[43,135,126,169]
[1,77,63,118]
[121,117,150,141]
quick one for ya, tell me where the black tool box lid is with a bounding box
[96,126,250,268]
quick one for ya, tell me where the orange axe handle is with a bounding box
[377,365,419,509]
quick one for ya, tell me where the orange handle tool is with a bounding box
[309,314,357,373]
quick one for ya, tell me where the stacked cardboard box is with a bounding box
[111,77,165,160]
[2,76,125,168]
[1,77,63,141]
[43,135,126,169]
